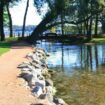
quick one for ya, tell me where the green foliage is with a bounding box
[0,37,18,55]
[64,25,78,34]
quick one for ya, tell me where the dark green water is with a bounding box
[36,40,105,105]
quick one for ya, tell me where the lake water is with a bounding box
[36,40,105,105]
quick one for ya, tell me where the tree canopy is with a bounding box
[28,0,105,41]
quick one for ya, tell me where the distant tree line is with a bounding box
[1,0,105,42]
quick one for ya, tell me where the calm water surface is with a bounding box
[36,40,105,105]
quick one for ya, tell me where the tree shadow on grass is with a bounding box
[11,41,32,49]
[0,42,10,48]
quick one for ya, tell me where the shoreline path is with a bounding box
[0,41,48,105]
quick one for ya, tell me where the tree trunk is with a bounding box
[95,14,98,36]
[87,0,93,40]
[22,0,29,38]
[88,17,93,40]
[61,14,64,35]
[83,22,86,35]
[102,22,105,33]
[0,0,5,41]
[29,10,58,43]
[6,3,13,37]
[80,23,83,34]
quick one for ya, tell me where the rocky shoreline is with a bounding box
[18,47,67,105]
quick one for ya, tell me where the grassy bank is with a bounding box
[56,38,105,44]
[91,38,105,43]
[0,37,18,55]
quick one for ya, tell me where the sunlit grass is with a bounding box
[91,38,105,43]
[0,37,18,55]
[0,48,10,55]
[0,42,10,56]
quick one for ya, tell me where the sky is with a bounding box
[10,0,42,26]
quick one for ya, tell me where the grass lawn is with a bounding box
[0,48,10,55]
[0,37,18,56]
[91,38,105,43]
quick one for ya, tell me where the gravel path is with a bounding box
[0,41,38,105]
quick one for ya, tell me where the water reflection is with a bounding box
[36,40,105,75]
[36,40,105,105]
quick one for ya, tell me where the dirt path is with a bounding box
[0,41,38,105]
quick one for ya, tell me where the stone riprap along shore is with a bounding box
[18,47,67,105]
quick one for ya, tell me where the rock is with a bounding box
[35,80,46,91]
[53,98,66,105]
[36,48,49,58]
[43,72,51,79]
[32,68,42,75]
[18,47,67,105]
[45,79,53,86]
[37,75,45,80]
[36,53,46,60]
[39,94,46,99]
[32,86,43,97]
[49,103,56,105]
[42,68,48,75]
[17,62,31,68]
[46,93,53,103]
[32,58,42,65]
[20,65,35,72]
[20,73,33,83]
[21,69,32,75]
[29,75,38,87]
[46,86,53,102]
[32,63,42,69]
[48,70,56,76]
[26,52,33,59]
[36,48,46,55]
[46,53,50,57]
[21,67,30,71]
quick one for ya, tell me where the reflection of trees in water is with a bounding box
[61,44,64,71]
[58,44,100,73]
[102,45,105,64]
[95,46,98,67]
[37,41,105,73]
[80,45,105,73]
[88,46,93,71]
[80,45,99,72]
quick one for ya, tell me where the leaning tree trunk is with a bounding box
[22,0,29,38]
[0,0,5,41]
[29,18,50,42]
[29,10,58,43]
[6,3,13,37]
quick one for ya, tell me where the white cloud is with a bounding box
[10,0,42,26]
